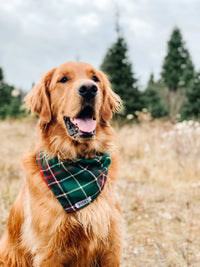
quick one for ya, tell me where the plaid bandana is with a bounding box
[36,151,111,213]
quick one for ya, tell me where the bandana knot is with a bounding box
[36,151,111,213]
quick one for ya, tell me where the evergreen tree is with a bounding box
[181,71,200,119]
[0,67,24,119]
[142,74,169,118]
[0,68,12,108]
[161,27,194,92]
[148,73,155,86]
[100,36,142,116]
[0,67,3,81]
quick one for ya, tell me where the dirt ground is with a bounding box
[0,119,200,266]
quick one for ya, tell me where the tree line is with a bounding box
[101,27,200,121]
[0,26,199,120]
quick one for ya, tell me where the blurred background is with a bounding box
[0,0,200,120]
[1,0,200,266]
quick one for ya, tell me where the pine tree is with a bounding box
[100,36,142,116]
[181,71,200,119]
[161,27,194,92]
[0,67,3,81]
[0,68,12,107]
[0,67,24,119]
[148,73,155,86]
[142,74,169,118]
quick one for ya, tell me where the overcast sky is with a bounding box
[0,0,200,92]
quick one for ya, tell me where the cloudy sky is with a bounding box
[0,0,200,91]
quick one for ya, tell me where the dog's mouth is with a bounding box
[64,106,96,139]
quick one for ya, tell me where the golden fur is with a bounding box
[0,62,122,267]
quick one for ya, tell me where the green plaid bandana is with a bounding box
[36,151,111,213]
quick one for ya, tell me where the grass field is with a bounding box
[0,118,200,266]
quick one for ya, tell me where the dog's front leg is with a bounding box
[100,245,121,267]
[33,254,64,267]
[99,215,122,267]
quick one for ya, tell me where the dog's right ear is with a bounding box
[25,68,56,124]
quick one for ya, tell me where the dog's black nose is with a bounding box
[78,82,98,99]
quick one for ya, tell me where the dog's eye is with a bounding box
[92,76,99,82]
[59,77,68,83]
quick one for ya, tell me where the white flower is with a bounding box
[174,122,184,130]
[126,114,134,120]
[161,132,168,138]
[159,212,172,220]
[144,143,150,152]
[133,248,139,255]
[188,120,194,127]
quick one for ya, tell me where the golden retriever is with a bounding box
[0,62,122,267]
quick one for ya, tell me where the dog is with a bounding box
[0,62,122,266]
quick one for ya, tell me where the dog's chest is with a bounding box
[61,194,114,264]
[74,193,113,239]
[23,182,114,242]
[21,179,118,266]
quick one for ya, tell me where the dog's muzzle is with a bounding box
[63,81,99,139]
[64,105,96,139]
[78,81,98,101]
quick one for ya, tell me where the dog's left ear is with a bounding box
[25,68,56,124]
[99,71,122,122]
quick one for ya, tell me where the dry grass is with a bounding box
[0,119,37,232]
[1,118,200,266]
[118,120,200,267]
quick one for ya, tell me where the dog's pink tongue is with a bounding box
[72,118,96,133]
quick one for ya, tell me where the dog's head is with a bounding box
[26,62,121,157]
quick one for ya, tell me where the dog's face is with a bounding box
[50,62,105,140]
[27,62,121,143]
